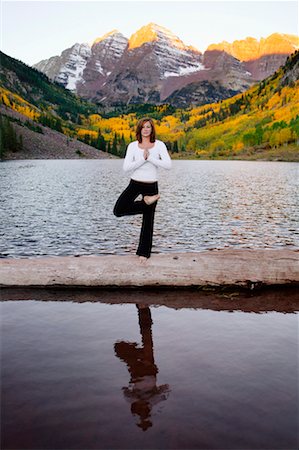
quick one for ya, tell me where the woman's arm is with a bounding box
[147,142,172,169]
[123,144,146,172]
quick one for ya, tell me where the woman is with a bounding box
[113,117,172,263]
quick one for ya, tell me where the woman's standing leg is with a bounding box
[137,182,159,258]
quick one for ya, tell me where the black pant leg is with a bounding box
[113,180,146,217]
[136,182,159,258]
[137,203,157,257]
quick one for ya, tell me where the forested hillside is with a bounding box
[1,50,298,160]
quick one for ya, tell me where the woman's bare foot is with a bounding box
[144,194,160,205]
[138,256,148,265]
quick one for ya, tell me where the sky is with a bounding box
[1,0,298,66]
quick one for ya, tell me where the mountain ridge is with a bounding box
[207,33,299,61]
[35,29,298,65]
[32,24,298,108]
[1,48,298,161]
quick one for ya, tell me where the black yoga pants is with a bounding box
[113,179,159,258]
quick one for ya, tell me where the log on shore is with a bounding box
[0,249,298,289]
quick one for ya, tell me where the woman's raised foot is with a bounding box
[144,194,160,205]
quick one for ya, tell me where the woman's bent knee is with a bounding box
[113,206,122,217]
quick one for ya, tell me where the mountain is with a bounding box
[76,30,128,99]
[207,33,298,61]
[89,23,205,105]
[0,51,112,159]
[162,50,252,106]
[0,51,98,121]
[164,80,240,109]
[1,49,298,161]
[33,43,92,91]
[33,25,298,108]
[175,49,299,160]
[207,33,299,80]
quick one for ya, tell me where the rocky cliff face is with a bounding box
[33,26,298,107]
[91,23,204,105]
[164,80,240,109]
[76,30,128,100]
[207,33,298,61]
[279,50,299,87]
[160,50,252,104]
[34,43,92,90]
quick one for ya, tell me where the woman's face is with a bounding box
[141,121,152,138]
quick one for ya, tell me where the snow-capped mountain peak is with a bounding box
[33,26,298,107]
[92,29,126,46]
[33,42,92,91]
[128,22,198,52]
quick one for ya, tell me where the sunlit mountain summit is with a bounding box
[33,23,298,107]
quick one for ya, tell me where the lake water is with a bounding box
[1,159,298,449]
[1,289,298,450]
[0,160,298,258]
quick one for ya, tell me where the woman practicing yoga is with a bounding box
[113,117,172,264]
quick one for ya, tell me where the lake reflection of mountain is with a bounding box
[1,291,297,449]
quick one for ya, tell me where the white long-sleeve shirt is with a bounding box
[123,140,172,182]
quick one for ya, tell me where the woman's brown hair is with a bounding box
[136,117,156,143]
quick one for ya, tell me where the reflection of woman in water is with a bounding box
[114,305,170,431]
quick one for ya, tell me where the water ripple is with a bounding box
[1,159,298,258]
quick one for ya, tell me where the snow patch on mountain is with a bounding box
[95,61,104,75]
[164,62,207,78]
[55,44,91,90]
[154,44,203,79]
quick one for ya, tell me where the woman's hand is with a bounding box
[144,149,149,160]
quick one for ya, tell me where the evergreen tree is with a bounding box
[111,133,118,155]
[119,133,126,157]
[55,118,63,132]
[83,134,90,145]
[96,130,106,151]
[0,115,22,157]
[0,117,4,158]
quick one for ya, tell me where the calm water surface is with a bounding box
[2,160,298,450]
[1,295,298,450]
[0,160,298,257]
